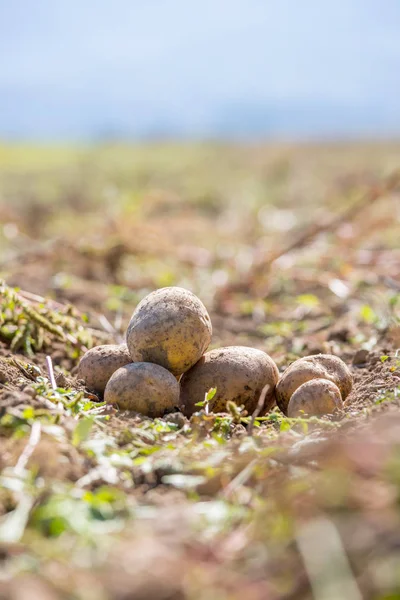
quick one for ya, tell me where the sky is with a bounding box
[0,0,399,140]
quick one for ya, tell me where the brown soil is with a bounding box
[0,143,400,599]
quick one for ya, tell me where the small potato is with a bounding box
[287,378,343,418]
[126,287,212,376]
[77,344,132,394]
[276,354,352,415]
[104,362,180,418]
[180,346,279,416]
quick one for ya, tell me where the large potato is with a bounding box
[104,362,180,417]
[77,344,132,394]
[126,287,212,376]
[276,353,352,415]
[287,378,343,418]
[180,346,279,416]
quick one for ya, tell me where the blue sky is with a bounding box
[1,0,399,139]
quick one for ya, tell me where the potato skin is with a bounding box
[77,344,132,394]
[276,354,352,415]
[287,378,343,418]
[126,287,212,376]
[180,346,279,416]
[104,362,180,417]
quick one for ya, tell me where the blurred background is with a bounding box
[0,0,399,357]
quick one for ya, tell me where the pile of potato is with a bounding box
[78,286,352,419]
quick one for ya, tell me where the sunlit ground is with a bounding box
[0,142,400,599]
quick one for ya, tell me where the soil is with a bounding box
[0,143,399,599]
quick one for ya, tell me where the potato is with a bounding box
[287,378,343,418]
[180,346,279,416]
[104,362,180,417]
[126,287,212,376]
[276,353,352,415]
[77,344,132,394]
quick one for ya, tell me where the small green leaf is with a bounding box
[205,387,217,402]
[72,417,94,446]
[360,304,377,324]
[280,420,291,432]
[296,294,320,308]
[22,406,35,420]
[195,387,217,407]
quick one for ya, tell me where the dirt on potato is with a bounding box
[126,286,212,376]
[276,353,353,414]
[104,361,180,416]
[180,346,279,415]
